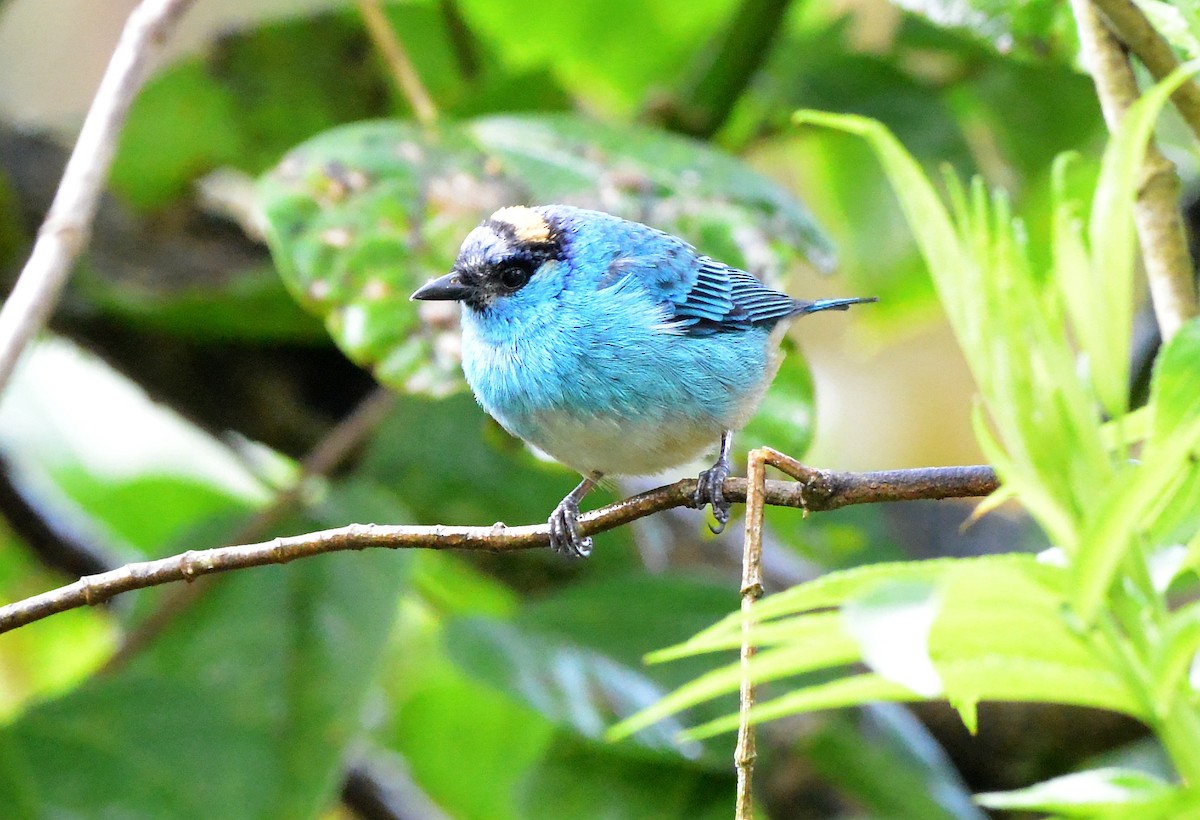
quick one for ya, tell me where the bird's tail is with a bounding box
[796,296,878,315]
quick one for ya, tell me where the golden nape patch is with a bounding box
[491,206,553,244]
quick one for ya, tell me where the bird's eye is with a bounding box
[498,264,532,291]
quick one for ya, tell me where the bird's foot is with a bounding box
[694,455,732,534]
[548,475,599,558]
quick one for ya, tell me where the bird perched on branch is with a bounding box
[412,205,874,557]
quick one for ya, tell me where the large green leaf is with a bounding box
[445,573,744,760]
[0,482,411,818]
[258,114,835,396]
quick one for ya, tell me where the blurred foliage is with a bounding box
[0,0,1190,817]
[620,74,1200,815]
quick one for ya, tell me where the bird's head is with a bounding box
[411,205,569,312]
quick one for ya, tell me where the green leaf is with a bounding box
[888,0,1081,63]
[389,676,555,820]
[1136,0,1200,59]
[975,767,1177,815]
[0,488,411,818]
[259,114,835,396]
[1148,317,1200,448]
[740,339,815,458]
[446,615,701,757]
[514,736,732,820]
[686,656,1140,738]
[616,555,1142,741]
[804,707,986,820]
[1084,61,1200,418]
[653,553,1064,660]
[111,4,487,210]
[1075,315,1200,620]
[843,578,942,697]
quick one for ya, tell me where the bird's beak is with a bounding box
[410,271,472,301]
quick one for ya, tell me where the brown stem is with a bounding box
[1072,0,1199,342]
[0,0,198,399]
[356,0,439,127]
[1091,0,1200,143]
[0,464,998,636]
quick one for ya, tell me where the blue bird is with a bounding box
[412,205,875,557]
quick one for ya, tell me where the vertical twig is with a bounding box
[1071,0,1199,341]
[0,0,197,400]
[355,0,439,127]
[735,450,765,819]
[736,447,812,818]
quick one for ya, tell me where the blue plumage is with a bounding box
[412,205,874,556]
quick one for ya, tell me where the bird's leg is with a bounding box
[695,431,734,533]
[549,473,601,558]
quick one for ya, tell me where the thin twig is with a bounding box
[735,451,765,818]
[1092,0,1200,142]
[102,386,398,671]
[355,0,439,127]
[0,0,197,399]
[1072,0,1199,342]
[735,448,816,819]
[0,464,998,636]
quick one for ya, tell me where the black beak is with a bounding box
[411,271,472,301]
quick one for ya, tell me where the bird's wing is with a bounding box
[658,256,800,336]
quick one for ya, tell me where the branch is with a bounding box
[1072,0,1199,342]
[356,0,439,127]
[1092,0,1200,143]
[646,0,792,137]
[102,386,398,670]
[0,0,196,399]
[0,464,998,636]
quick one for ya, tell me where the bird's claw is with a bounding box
[549,496,592,558]
[695,458,732,534]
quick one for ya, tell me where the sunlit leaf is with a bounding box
[843,578,942,697]
[613,555,1132,741]
[975,767,1177,814]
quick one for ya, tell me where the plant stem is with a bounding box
[0,0,197,400]
[1072,0,1197,341]
[735,450,768,819]
[356,0,439,127]
[1092,0,1200,142]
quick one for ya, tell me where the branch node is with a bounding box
[178,550,202,582]
[79,575,102,607]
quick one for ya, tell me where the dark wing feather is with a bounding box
[668,257,801,336]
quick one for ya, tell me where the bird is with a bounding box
[411,205,875,557]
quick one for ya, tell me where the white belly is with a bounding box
[519,409,723,477]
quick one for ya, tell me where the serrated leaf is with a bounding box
[617,555,1131,741]
[685,655,1140,739]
